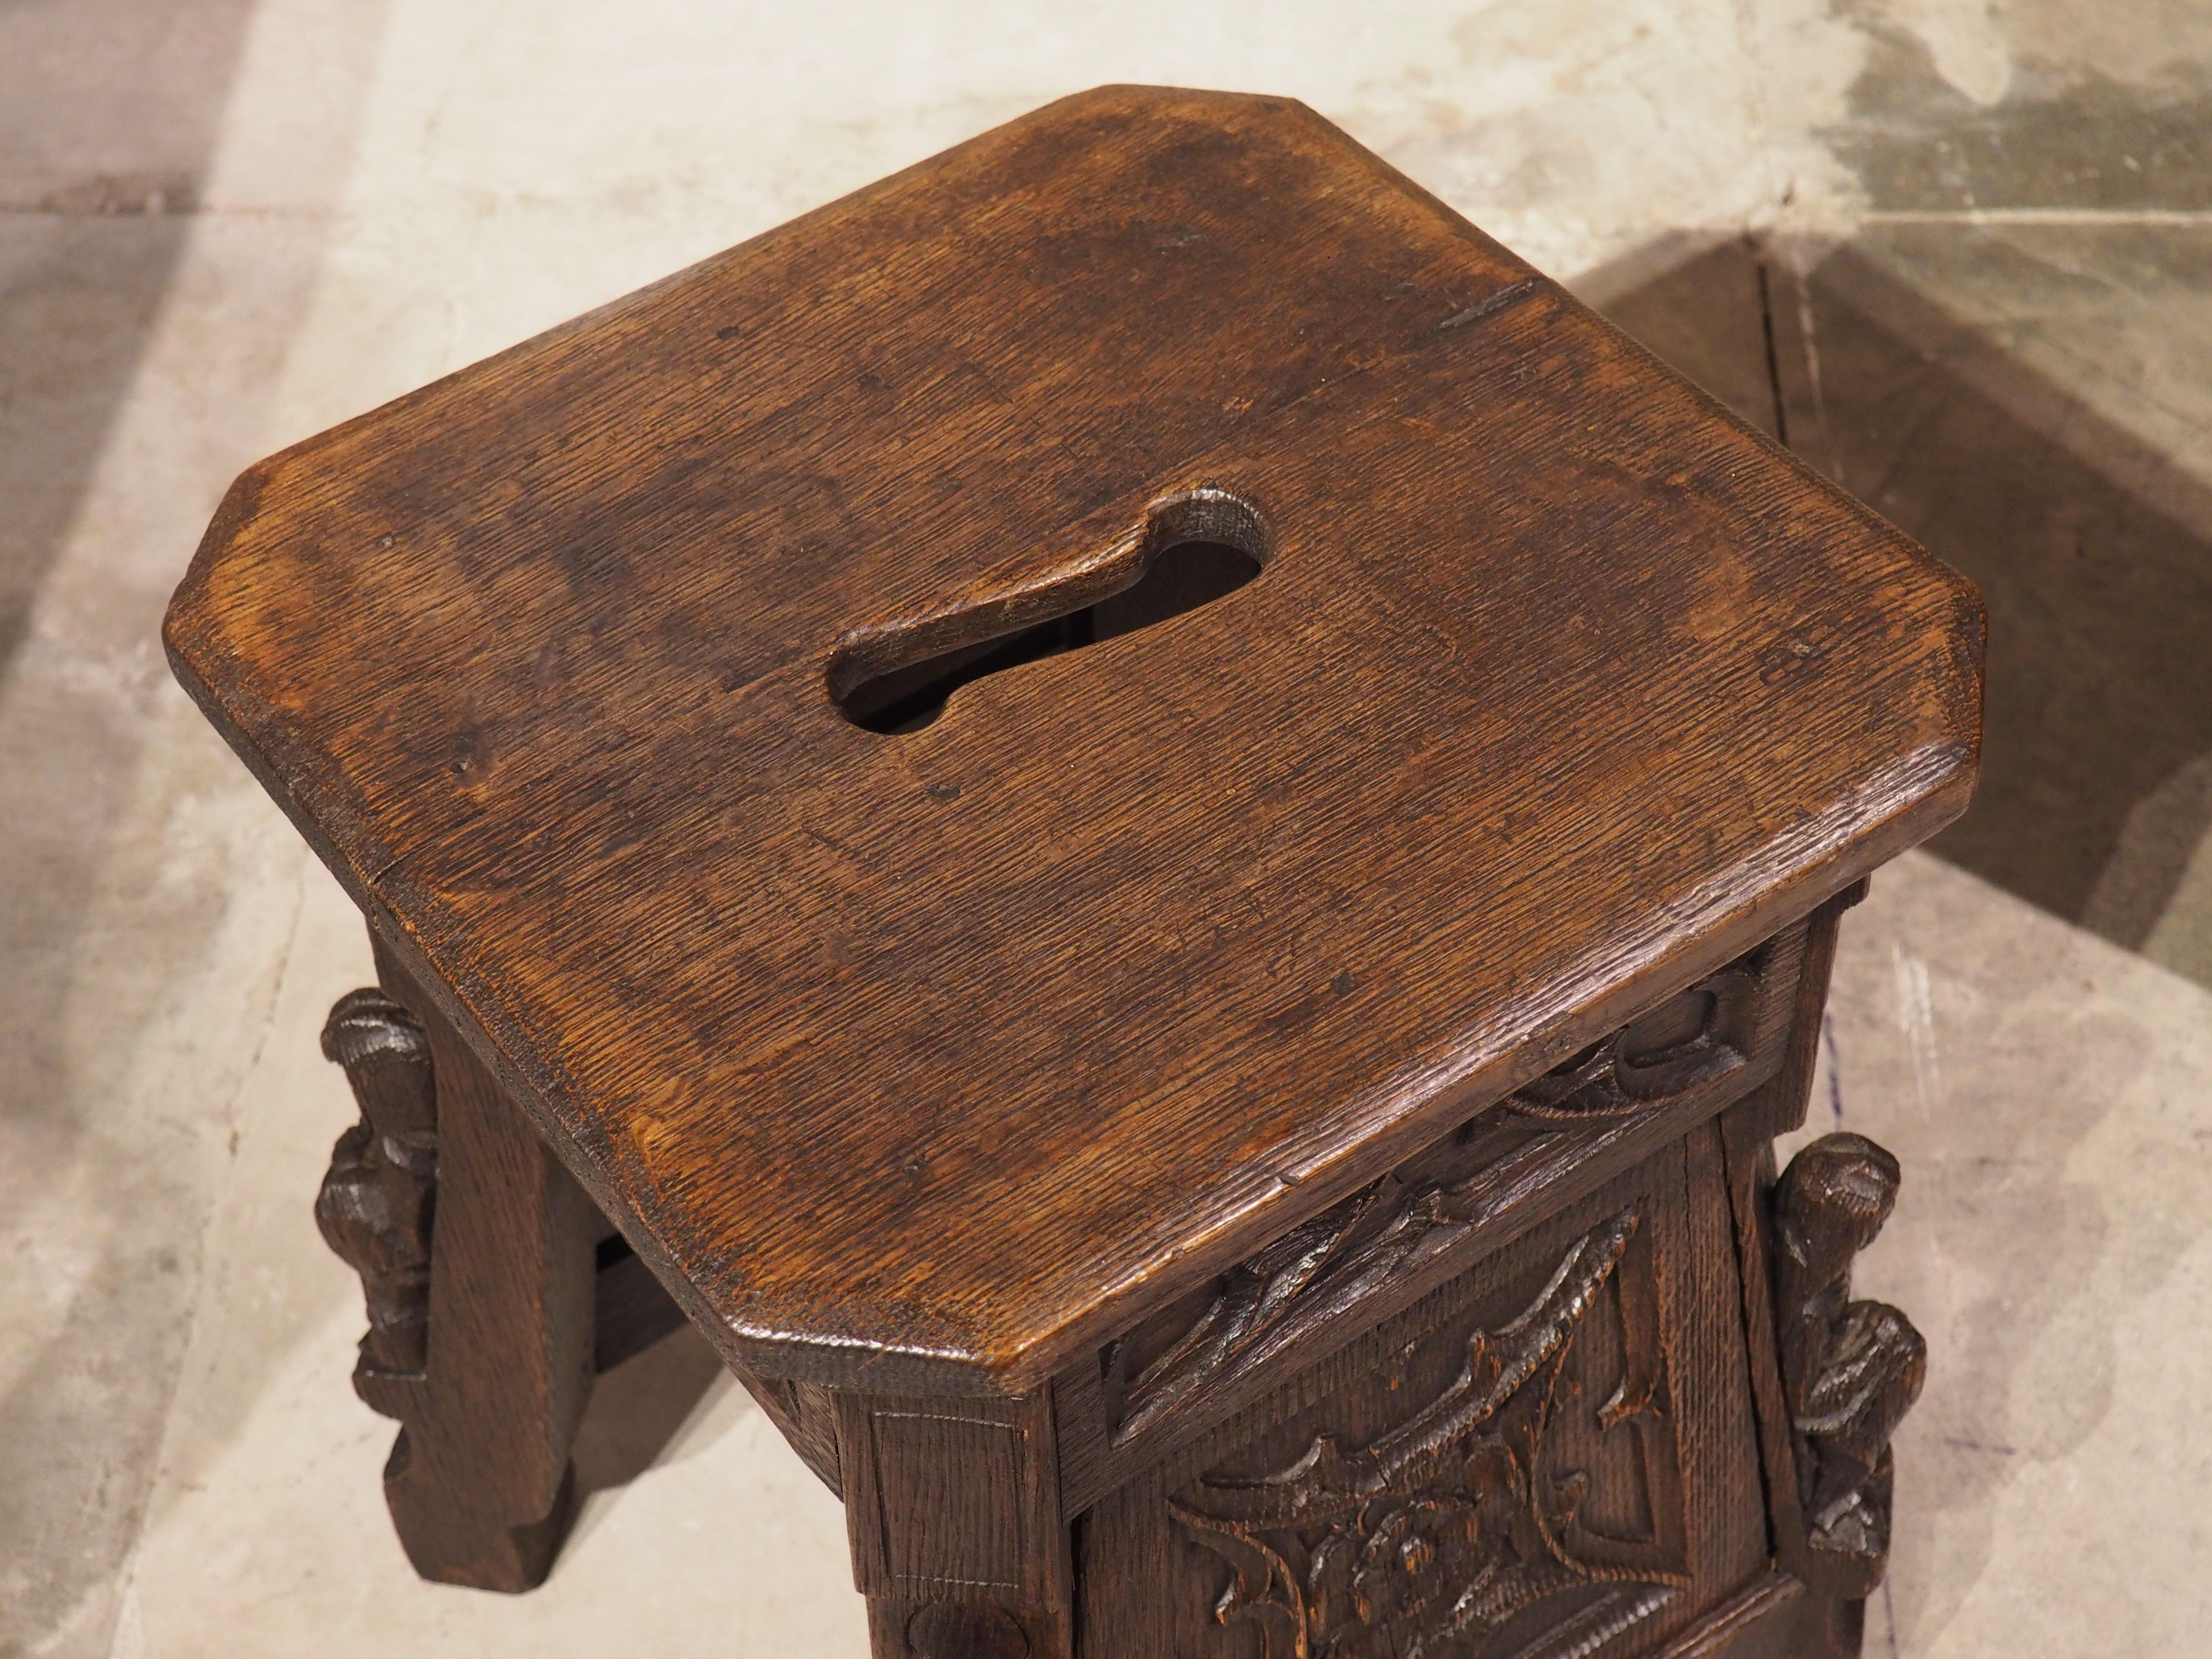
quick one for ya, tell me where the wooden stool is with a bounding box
[164,87,1982,1659]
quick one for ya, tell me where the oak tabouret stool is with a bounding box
[165,86,1983,1659]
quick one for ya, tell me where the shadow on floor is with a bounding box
[0,10,269,1653]
[0,5,393,1653]
[572,1324,734,1502]
[1596,225,2212,1654]
[0,0,269,679]
[1589,232,2212,981]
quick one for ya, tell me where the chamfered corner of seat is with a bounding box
[162,457,282,685]
[1038,81,1322,130]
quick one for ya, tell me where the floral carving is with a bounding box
[1507,968,1756,1120]
[1170,1209,1687,1659]
[1114,1173,1499,1445]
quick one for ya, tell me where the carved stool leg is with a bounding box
[834,1391,1073,1659]
[318,938,599,1591]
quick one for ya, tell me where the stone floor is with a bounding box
[3,2,2207,1655]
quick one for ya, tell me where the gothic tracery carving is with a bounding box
[1170,1208,1688,1659]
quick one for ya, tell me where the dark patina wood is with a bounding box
[168,86,1979,1652]
[319,941,600,1590]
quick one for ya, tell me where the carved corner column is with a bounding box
[317,938,600,1591]
[1771,1134,1926,1600]
[835,1390,1074,1659]
[1715,882,1925,1658]
[317,988,439,1407]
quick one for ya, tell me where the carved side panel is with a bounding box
[1079,1143,1768,1659]
[318,986,439,1399]
[1169,1207,1687,1659]
[1771,1133,1925,1600]
[1090,938,1797,1471]
[1102,1123,1571,1447]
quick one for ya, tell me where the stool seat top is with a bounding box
[166,86,1981,1395]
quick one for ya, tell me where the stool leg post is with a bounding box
[316,935,598,1591]
[1717,881,1923,1657]
[834,1390,1074,1659]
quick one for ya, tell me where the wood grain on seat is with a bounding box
[164,85,1983,1397]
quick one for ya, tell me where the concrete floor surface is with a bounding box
[3,2,2209,1655]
